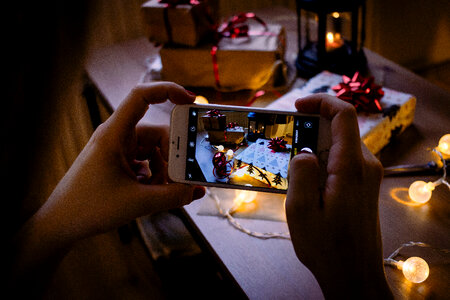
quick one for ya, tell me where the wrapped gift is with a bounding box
[231,138,291,189]
[208,126,245,144]
[141,0,214,47]
[266,71,417,154]
[201,109,226,130]
[160,22,286,91]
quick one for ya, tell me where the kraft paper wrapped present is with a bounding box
[208,126,245,144]
[200,110,226,130]
[160,23,287,91]
[141,0,214,47]
[266,71,416,154]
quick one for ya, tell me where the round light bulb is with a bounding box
[399,257,429,283]
[438,134,450,155]
[217,145,224,152]
[226,149,234,160]
[408,181,434,204]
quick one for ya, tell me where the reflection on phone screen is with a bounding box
[185,108,319,191]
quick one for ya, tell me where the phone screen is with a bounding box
[185,107,319,191]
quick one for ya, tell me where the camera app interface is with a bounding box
[185,108,319,190]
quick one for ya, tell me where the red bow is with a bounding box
[332,72,384,113]
[268,137,288,153]
[226,122,238,129]
[206,109,222,117]
[211,12,267,88]
[216,12,267,40]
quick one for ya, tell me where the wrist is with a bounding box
[312,260,393,299]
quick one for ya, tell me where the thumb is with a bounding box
[133,183,206,215]
[286,152,321,215]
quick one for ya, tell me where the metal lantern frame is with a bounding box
[296,0,367,78]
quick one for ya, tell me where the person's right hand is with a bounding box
[285,94,392,299]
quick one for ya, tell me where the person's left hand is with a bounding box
[32,82,205,244]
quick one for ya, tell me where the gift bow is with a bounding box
[206,109,223,117]
[158,0,199,6]
[332,72,384,113]
[211,12,268,89]
[216,12,267,40]
[268,137,288,153]
[226,122,238,129]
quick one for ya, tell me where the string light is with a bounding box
[397,257,429,283]
[408,148,449,204]
[208,189,290,240]
[408,181,434,204]
[438,134,450,155]
[384,242,449,284]
[226,149,234,160]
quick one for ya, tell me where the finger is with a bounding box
[295,94,363,175]
[286,152,321,215]
[132,160,152,183]
[132,183,206,215]
[109,82,196,135]
[149,148,168,185]
[361,142,383,183]
[136,124,170,160]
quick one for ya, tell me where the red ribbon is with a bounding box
[206,109,222,117]
[268,137,288,153]
[332,72,384,113]
[210,12,268,89]
[226,122,238,129]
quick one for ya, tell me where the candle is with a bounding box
[326,31,343,51]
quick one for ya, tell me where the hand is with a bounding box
[11,83,206,290]
[285,94,392,299]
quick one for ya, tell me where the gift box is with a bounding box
[141,0,214,47]
[266,71,417,154]
[231,138,291,189]
[201,110,226,130]
[160,23,287,91]
[208,126,245,145]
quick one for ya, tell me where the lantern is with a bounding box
[295,0,367,78]
[247,112,266,142]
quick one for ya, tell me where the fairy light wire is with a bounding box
[432,148,449,189]
[208,189,291,240]
[383,241,450,267]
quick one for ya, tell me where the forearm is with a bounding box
[9,205,76,296]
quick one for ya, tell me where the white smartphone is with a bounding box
[168,103,331,194]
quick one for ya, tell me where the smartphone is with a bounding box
[168,103,331,194]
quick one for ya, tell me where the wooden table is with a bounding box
[85,8,450,299]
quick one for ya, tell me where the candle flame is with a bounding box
[326,32,334,43]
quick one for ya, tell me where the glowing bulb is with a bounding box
[408,181,435,204]
[233,190,257,207]
[332,12,340,18]
[397,257,429,283]
[226,149,234,160]
[438,134,450,155]
[194,95,209,104]
[217,145,224,152]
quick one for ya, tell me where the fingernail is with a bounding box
[186,90,196,97]
[299,147,313,154]
[192,186,205,199]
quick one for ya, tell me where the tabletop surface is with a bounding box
[85,7,450,299]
